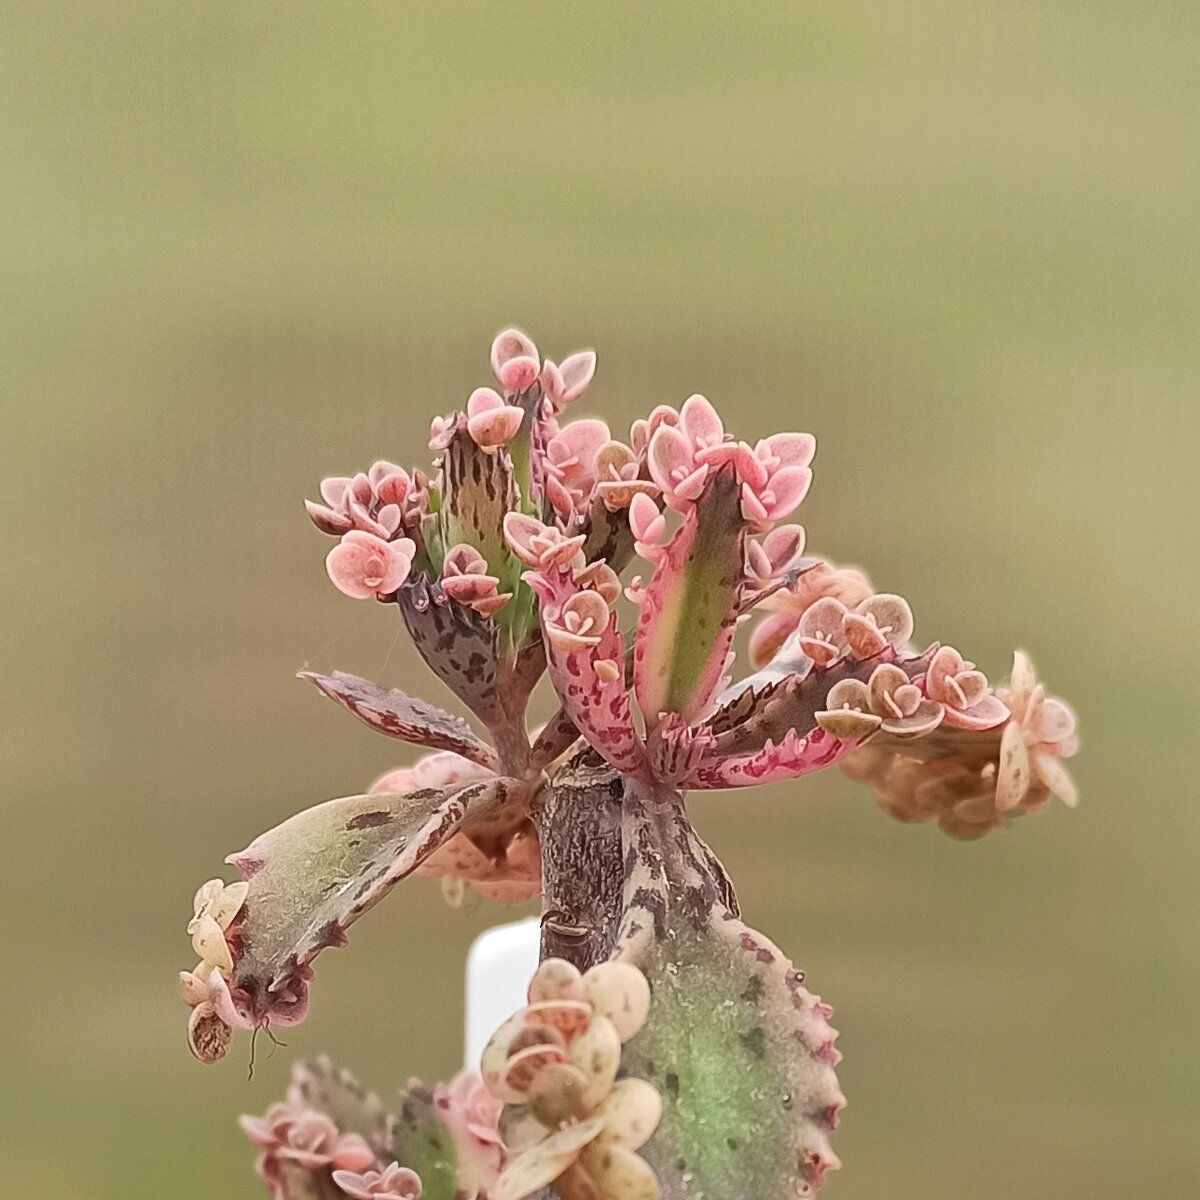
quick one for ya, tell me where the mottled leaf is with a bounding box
[300,670,498,769]
[529,705,582,772]
[439,421,538,642]
[581,494,637,575]
[289,1057,391,1154]
[440,423,520,577]
[390,1082,459,1200]
[614,785,844,1198]
[227,778,514,1023]
[709,645,937,760]
[397,575,502,726]
[678,725,854,789]
[534,569,650,781]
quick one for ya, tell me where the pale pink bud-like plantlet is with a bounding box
[326,531,415,599]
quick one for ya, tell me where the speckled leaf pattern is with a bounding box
[389,1082,460,1200]
[544,615,650,781]
[300,670,498,768]
[440,424,530,622]
[680,725,854,789]
[441,426,519,568]
[289,1057,392,1154]
[529,704,583,771]
[633,477,744,726]
[227,778,511,1023]
[614,784,844,1198]
[397,575,502,726]
[581,494,637,576]
[707,646,936,761]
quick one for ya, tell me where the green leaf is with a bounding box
[390,1082,460,1200]
[439,425,537,645]
[615,787,845,1198]
[440,426,518,573]
[227,778,513,1024]
[634,475,745,726]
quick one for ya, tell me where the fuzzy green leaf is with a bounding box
[227,778,513,1024]
[390,1083,459,1200]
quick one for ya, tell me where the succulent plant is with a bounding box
[180,328,1078,1199]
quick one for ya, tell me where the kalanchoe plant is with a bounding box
[182,329,1079,1199]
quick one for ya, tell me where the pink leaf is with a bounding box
[557,350,597,402]
[679,393,725,449]
[681,725,855,788]
[533,568,649,780]
[490,328,539,378]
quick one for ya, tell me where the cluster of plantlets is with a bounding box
[180,329,1078,1199]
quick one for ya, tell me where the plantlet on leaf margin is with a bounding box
[182,328,1079,1200]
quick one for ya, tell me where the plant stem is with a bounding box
[535,750,741,972]
[535,749,628,972]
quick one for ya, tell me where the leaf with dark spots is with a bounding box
[300,671,498,769]
[346,810,392,831]
[226,778,516,1025]
[440,425,518,576]
[289,1057,391,1153]
[438,424,534,638]
[389,1082,460,1200]
[705,647,935,762]
[582,495,637,575]
[396,576,502,727]
[529,705,581,771]
[615,784,845,1198]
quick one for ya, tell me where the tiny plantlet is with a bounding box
[180,329,1079,1199]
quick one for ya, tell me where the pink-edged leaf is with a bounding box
[679,724,856,789]
[300,671,498,770]
[615,786,844,1198]
[633,474,745,726]
[544,624,648,781]
[557,349,597,402]
[226,778,517,1026]
[708,645,938,761]
[533,567,649,780]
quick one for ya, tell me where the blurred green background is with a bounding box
[2,3,1196,1197]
